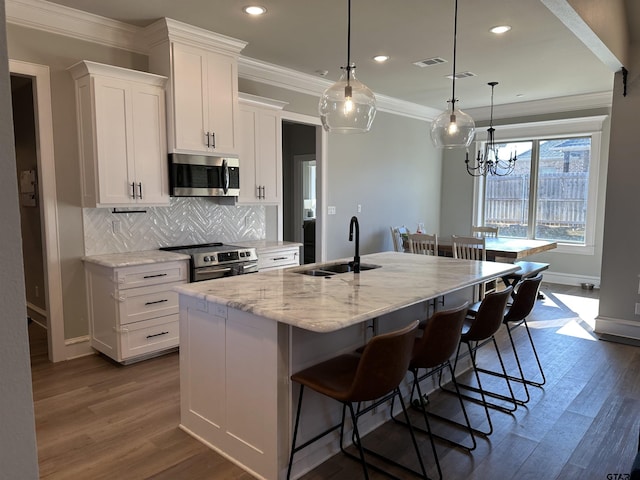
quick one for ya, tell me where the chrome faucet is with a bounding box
[349,216,360,273]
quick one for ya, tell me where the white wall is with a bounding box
[0,0,40,475]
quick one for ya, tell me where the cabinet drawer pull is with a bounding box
[143,273,168,279]
[272,257,288,261]
[146,331,169,339]
[205,131,210,147]
[131,182,136,199]
[211,131,216,149]
[145,299,169,306]
[137,182,143,200]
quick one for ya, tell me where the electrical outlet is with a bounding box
[636,303,640,316]
[112,220,121,234]
[328,206,336,215]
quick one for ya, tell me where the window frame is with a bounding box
[472,115,607,256]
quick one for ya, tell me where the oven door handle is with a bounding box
[197,267,232,275]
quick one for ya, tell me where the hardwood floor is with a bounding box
[29,283,640,479]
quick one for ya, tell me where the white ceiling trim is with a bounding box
[541,0,624,71]
[5,0,612,122]
[237,56,440,122]
[5,0,144,54]
[466,91,612,122]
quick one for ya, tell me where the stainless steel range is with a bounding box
[160,242,258,282]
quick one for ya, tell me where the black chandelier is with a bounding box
[465,81,516,177]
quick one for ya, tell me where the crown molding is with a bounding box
[5,0,144,54]
[143,17,247,55]
[465,91,612,122]
[238,56,441,121]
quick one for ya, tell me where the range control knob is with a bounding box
[203,255,211,262]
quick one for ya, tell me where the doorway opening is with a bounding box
[281,114,326,264]
[10,60,65,362]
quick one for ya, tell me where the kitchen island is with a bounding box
[174,251,518,479]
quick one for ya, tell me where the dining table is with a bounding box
[437,237,557,261]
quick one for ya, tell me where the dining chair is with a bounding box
[287,320,428,480]
[390,226,410,252]
[451,235,492,300]
[472,226,499,238]
[408,233,438,256]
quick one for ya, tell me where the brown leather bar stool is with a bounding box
[390,302,472,480]
[443,287,516,435]
[286,320,427,480]
[474,275,546,405]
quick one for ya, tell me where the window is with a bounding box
[474,116,606,254]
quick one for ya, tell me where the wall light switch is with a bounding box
[328,206,336,215]
[357,204,362,213]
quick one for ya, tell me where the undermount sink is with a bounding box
[295,262,381,277]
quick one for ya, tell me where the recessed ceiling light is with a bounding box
[373,55,389,63]
[490,25,512,34]
[243,5,267,15]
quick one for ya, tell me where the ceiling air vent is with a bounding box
[446,71,477,79]
[413,57,447,67]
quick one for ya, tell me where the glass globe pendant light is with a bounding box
[318,0,376,134]
[430,0,475,148]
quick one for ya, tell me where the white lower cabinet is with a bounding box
[85,260,188,363]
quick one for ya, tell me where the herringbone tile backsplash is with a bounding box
[83,197,265,255]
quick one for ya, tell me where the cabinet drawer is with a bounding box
[115,261,188,289]
[257,248,300,271]
[120,315,179,360]
[117,282,183,325]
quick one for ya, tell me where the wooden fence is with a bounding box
[485,172,588,227]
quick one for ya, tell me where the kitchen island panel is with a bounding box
[179,296,286,480]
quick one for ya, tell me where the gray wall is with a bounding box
[0,0,40,475]
[240,79,442,261]
[599,45,640,323]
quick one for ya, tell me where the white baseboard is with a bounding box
[542,271,600,288]
[594,316,640,341]
[64,335,94,360]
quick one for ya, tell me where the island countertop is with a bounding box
[175,251,518,332]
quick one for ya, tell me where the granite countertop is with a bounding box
[233,240,302,250]
[175,251,519,332]
[82,250,190,268]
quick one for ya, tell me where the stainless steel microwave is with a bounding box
[169,154,239,197]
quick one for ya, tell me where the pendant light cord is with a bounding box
[346,0,352,84]
[450,0,459,113]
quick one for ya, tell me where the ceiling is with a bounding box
[41,0,630,116]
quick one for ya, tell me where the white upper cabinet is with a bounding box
[146,18,247,157]
[237,94,287,205]
[68,61,169,208]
